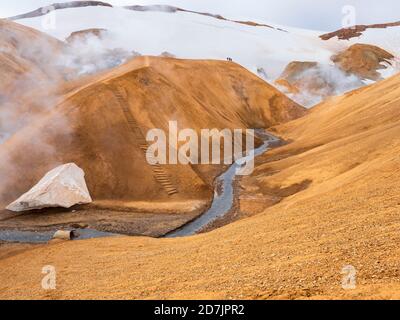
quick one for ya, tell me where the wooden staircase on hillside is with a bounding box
[112,87,178,196]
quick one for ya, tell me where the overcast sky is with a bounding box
[1,0,400,31]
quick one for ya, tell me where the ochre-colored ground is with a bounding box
[1,71,400,300]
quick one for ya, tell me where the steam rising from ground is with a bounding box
[60,30,139,76]
[0,33,59,144]
[0,27,140,204]
[0,30,138,144]
[275,64,364,107]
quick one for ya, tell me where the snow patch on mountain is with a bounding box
[12,4,400,107]
[15,6,343,79]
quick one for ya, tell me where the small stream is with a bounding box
[166,131,279,238]
[0,229,118,244]
[0,131,278,243]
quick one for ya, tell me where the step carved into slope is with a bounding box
[111,86,178,196]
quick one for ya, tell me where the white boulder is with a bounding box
[6,163,92,212]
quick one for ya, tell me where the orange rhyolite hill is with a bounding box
[0,52,305,208]
[0,19,65,93]
[1,58,400,299]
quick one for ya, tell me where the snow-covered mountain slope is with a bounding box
[9,3,400,107]
[12,4,343,79]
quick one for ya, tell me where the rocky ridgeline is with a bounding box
[8,1,112,20]
[320,21,400,40]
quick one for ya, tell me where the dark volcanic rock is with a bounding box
[320,21,400,41]
[8,1,112,20]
